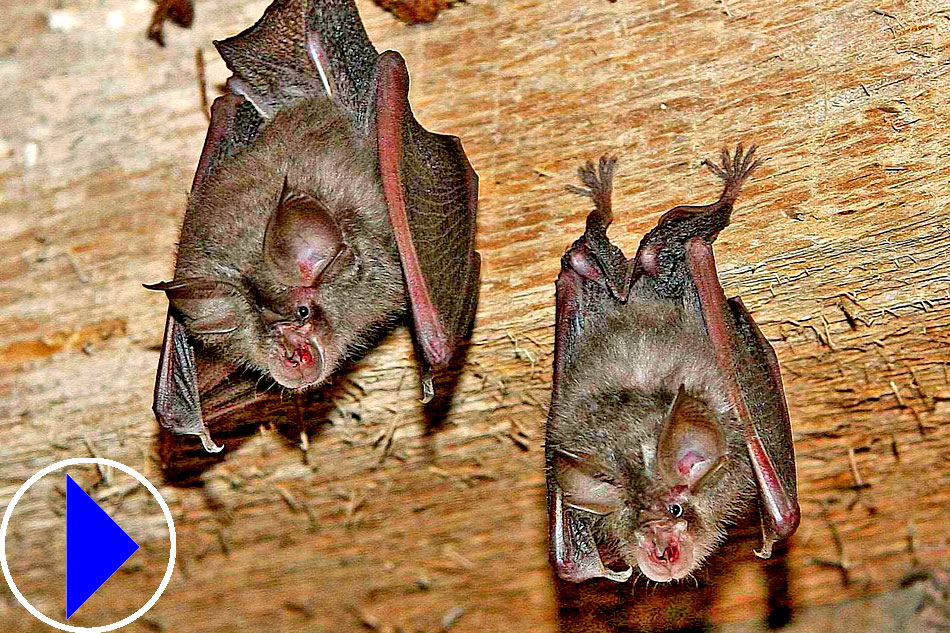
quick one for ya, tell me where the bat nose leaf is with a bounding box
[264,187,344,288]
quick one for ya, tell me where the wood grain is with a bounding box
[0,0,947,631]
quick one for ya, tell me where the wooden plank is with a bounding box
[0,0,947,631]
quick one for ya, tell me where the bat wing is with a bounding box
[214,0,377,128]
[684,241,800,557]
[191,93,264,192]
[376,52,480,391]
[728,297,800,556]
[643,146,800,557]
[153,312,224,453]
[546,161,635,582]
[547,257,634,584]
[152,95,276,452]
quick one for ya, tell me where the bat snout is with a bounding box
[634,521,695,582]
[270,323,327,389]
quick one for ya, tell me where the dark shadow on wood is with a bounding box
[156,368,342,485]
[765,540,793,629]
[155,320,473,483]
[422,335,472,433]
[414,333,472,467]
[554,572,715,633]
[553,518,795,632]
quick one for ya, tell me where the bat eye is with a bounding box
[295,305,311,321]
[667,503,684,519]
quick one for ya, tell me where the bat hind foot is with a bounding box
[704,144,761,206]
[146,0,194,46]
[654,144,762,229]
[568,155,618,233]
[562,155,637,301]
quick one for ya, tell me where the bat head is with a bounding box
[552,385,747,583]
[146,277,330,390]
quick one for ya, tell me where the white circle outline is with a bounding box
[0,458,176,632]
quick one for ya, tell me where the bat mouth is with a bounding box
[647,541,680,566]
[271,324,326,389]
[633,522,694,582]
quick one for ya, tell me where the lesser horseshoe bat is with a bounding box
[147,0,479,452]
[545,146,799,583]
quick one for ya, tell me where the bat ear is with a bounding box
[551,449,622,515]
[264,179,345,287]
[145,278,248,335]
[657,386,728,490]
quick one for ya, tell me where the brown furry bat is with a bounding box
[546,147,799,583]
[147,0,479,452]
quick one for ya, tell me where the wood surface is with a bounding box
[0,0,948,631]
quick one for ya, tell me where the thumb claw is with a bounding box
[420,372,435,404]
[197,428,224,454]
[753,532,776,559]
[603,566,634,583]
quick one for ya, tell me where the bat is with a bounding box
[545,146,799,583]
[147,0,459,45]
[146,0,480,453]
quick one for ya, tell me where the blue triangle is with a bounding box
[66,474,140,619]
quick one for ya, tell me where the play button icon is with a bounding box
[1,457,177,632]
[66,474,141,619]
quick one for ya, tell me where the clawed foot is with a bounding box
[703,144,761,205]
[654,143,762,229]
[565,155,637,300]
[568,155,618,233]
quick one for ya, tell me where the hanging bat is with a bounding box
[146,0,479,452]
[545,146,799,583]
[147,0,458,45]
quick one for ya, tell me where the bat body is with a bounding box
[148,0,479,452]
[546,147,799,584]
